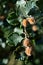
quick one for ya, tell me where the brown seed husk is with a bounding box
[25,47,32,56]
[22,19,28,27]
[32,25,38,32]
[27,17,35,25]
[23,38,31,47]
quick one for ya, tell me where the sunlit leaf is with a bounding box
[14,27,23,35]
[7,33,23,46]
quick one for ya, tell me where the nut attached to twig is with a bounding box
[25,47,32,56]
[23,38,31,47]
[27,17,35,25]
[22,19,28,27]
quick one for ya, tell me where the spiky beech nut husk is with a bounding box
[27,17,35,25]
[25,47,32,56]
[32,25,38,32]
[22,19,28,27]
[0,16,5,20]
[23,38,31,47]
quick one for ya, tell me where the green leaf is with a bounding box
[18,16,23,23]
[16,0,26,7]
[31,0,38,2]
[6,12,19,26]
[7,33,23,46]
[6,19,19,26]
[16,60,24,65]
[14,28,23,35]
[2,26,13,38]
[17,0,38,17]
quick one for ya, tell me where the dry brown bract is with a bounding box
[27,17,35,25]
[23,38,31,47]
[22,19,28,27]
[25,47,32,56]
[32,25,38,32]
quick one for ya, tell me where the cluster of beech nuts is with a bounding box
[22,16,38,56]
[23,38,32,56]
[22,16,38,32]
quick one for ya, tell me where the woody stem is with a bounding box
[24,27,27,38]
